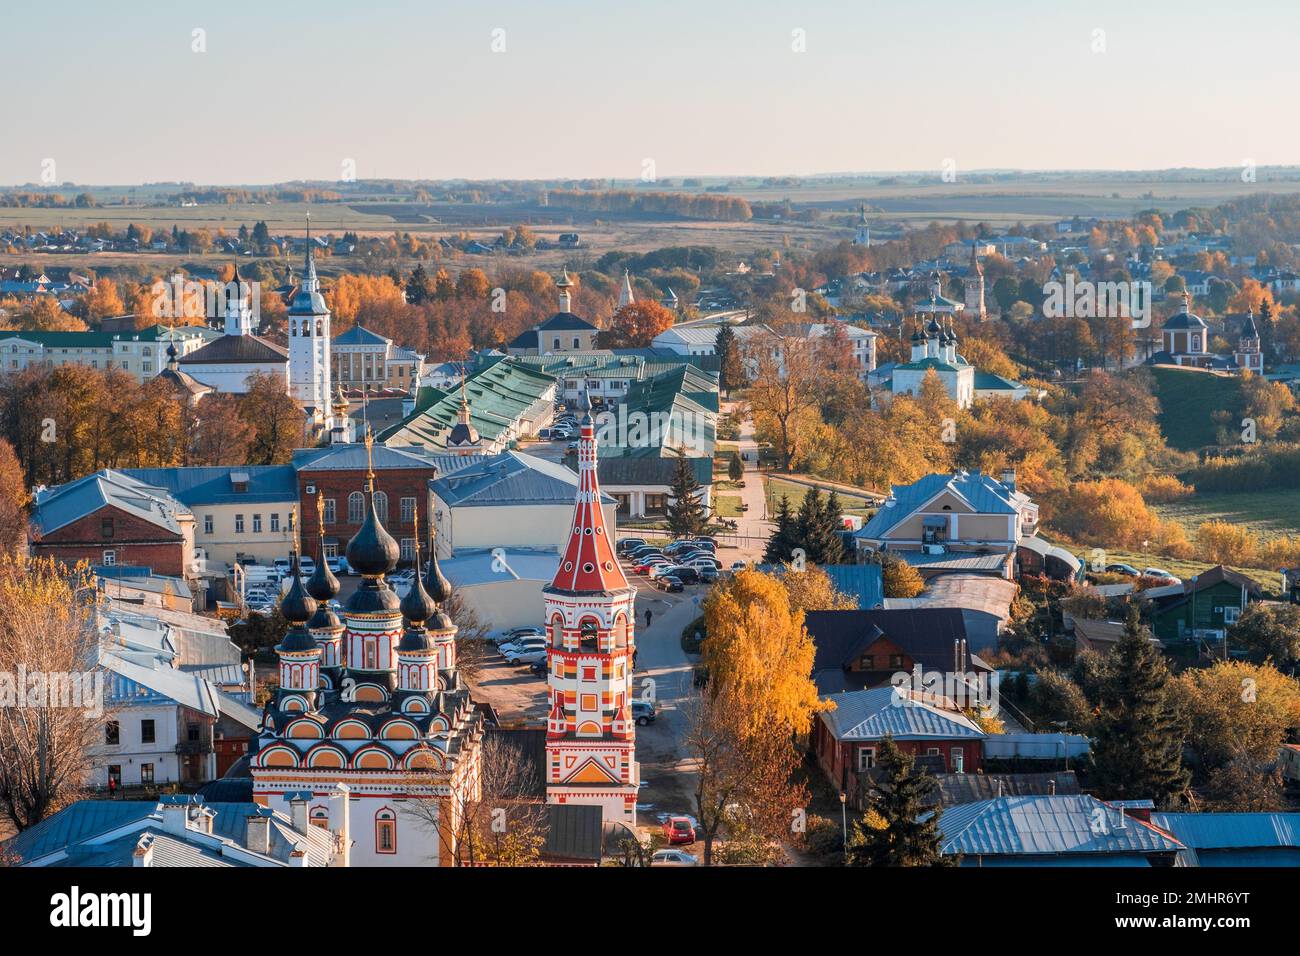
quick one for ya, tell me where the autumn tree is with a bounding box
[83,278,125,321]
[240,372,306,465]
[1231,603,1300,668]
[878,551,924,599]
[0,439,27,556]
[715,323,746,394]
[0,556,110,833]
[779,563,858,613]
[748,332,822,471]
[599,300,676,348]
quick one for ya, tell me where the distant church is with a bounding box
[179,217,334,428]
[1146,293,1263,375]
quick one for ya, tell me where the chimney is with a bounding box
[245,812,272,856]
[159,797,190,836]
[1001,468,1016,493]
[195,807,215,835]
[289,847,309,868]
[288,792,310,834]
[1048,778,1056,796]
[330,782,352,868]
[132,834,154,868]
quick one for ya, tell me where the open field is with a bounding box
[1154,489,1300,542]
[1093,548,1283,597]
[764,476,877,518]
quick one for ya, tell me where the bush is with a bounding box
[1139,474,1194,503]
[680,614,706,653]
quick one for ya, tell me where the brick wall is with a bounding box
[31,504,186,576]
[297,466,436,564]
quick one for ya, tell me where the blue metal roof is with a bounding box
[858,471,1023,540]
[936,796,1185,859]
[1150,812,1300,850]
[122,465,298,507]
[757,563,883,609]
[821,686,985,741]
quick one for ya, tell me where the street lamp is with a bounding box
[839,791,848,865]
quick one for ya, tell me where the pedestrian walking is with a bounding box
[645,608,653,628]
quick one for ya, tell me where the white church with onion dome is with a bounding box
[1145,292,1264,375]
[878,311,1034,409]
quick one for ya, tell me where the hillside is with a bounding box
[1150,365,1245,451]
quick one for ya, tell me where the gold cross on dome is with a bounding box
[363,423,375,481]
[316,490,326,536]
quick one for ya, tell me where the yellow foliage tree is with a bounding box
[702,568,827,736]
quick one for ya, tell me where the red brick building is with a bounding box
[30,470,195,577]
[292,444,448,565]
[813,686,986,796]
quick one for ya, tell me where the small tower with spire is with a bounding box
[446,374,482,455]
[1235,306,1263,373]
[224,264,255,336]
[306,492,345,683]
[617,269,635,310]
[556,268,574,313]
[288,213,334,427]
[963,241,986,320]
[853,204,871,247]
[329,383,355,444]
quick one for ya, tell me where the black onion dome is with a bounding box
[397,622,434,653]
[306,552,339,601]
[279,553,316,624]
[400,570,437,626]
[428,607,454,632]
[345,577,401,614]
[307,603,341,631]
[346,490,400,575]
[423,548,452,604]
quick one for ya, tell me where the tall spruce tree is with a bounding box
[715,324,744,396]
[1089,606,1190,806]
[666,453,709,537]
[764,494,797,564]
[848,737,953,867]
[820,489,846,564]
[795,487,826,562]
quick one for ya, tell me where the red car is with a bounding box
[663,816,696,845]
[632,560,668,575]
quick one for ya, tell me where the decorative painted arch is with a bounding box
[331,718,372,740]
[305,744,347,769]
[401,696,430,715]
[351,682,388,704]
[404,747,446,771]
[280,695,308,713]
[429,714,450,733]
[576,720,602,736]
[375,806,397,854]
[352,745,396,770]
[286,717,325,739]
[258,745,300,769]
[379,718,420,740]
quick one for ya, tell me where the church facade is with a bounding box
[249,433,485,866]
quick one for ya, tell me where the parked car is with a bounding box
[663,816,697,845]
[299,556,316,576]
[325,555,351,575]
[684,556,722,572]
[273,558,292,575]
[506,647,548,666]
[667,566,700,585]
[528,660,549,677]
[647,563,680,579]
[499,636,547,656]
[1105,563,1142,577]
[657,575,684,593]
[729,561,747,573]
[632,560,667,575]
[697,567,719,584]
[651,849,698,866]
[618,538,647,555]
[1142,567,1181,583]
[626,546,663,560]
[631,700,656,726]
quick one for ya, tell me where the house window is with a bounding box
[1224,606,1241,624]
[235,514,245,534]
[951,747,965,774]
[374,491,389,525]
[644,494,667,515]
[101,517,114,538]
[348,492,364,524]
[252,514,262,533]
[270,513,280,533]
[889,654,905,670]
[400,496,416,522]
[107,765,122,788]
[857,746,876,771]
[105,721,119,745]
[310,807,330,829]
[141,719,156,744]
[204,515,213,534]
[101,550,116,566]
[400,538,415,562]
[323,498,337,524]
[186,722,200,742]
[140,763,154,785]
[376,809,397,854]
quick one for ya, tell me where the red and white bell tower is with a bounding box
[544,399,638,825]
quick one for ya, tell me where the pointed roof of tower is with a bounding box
[618,269,635,309]
[344,427,400,576]
[547,387,629,595]
[398,510,438,632]
[556,268,573,289]
[289,213,328,316]
[970,240,983,277]
[277,514,319,650]
[1241,307,1259,341]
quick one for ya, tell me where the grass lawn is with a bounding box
[1150,365,1245,451]
[716,494,744,517]
[1093,548,1283,597]
[1153,488,1300,542]
[765,477,876,518]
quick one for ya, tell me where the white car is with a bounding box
[651,849,699,866]
[1143,567,1181,583]
[299,556,316,575]
[505,647,548,666]
[499,637,547,657]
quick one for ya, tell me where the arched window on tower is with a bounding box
[579,618,599,653]
[348,492,365,524]
[374,491,389,526]
[316,319,323,336]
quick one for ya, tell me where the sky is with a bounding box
[5,0,1299,185]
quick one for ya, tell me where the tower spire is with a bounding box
[302,212,319,294]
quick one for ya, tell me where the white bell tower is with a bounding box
[288,214,333,426]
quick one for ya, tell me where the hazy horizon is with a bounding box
[7,0,1300,185]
